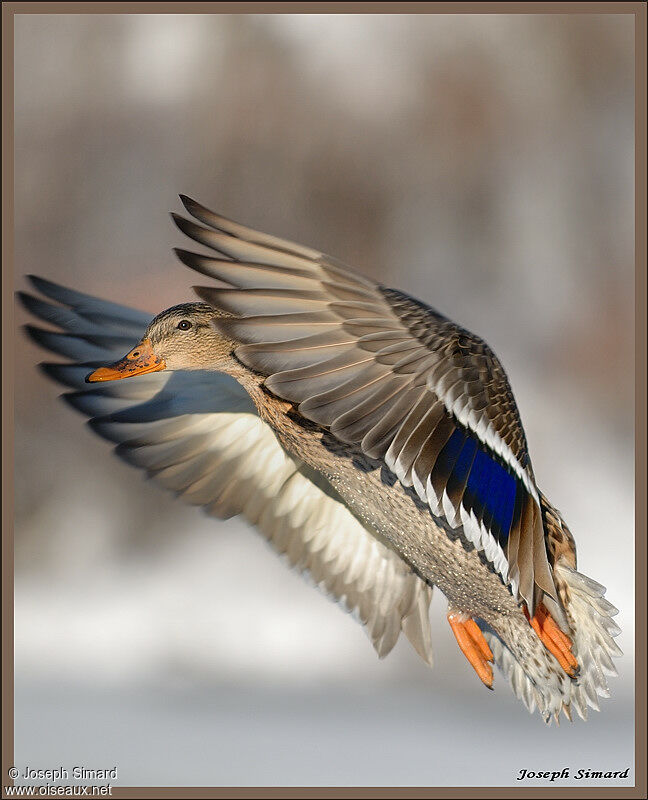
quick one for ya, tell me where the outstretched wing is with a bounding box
[20,276,435,663]
[172,196,561,622]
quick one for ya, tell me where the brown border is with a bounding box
[634,2,647,799]
[3,3,646,799]
[2,1,648,12]
[1,1,16,797]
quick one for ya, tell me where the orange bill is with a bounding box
[86,338,166,382]
[448,612,494,689]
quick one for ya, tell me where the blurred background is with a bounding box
[13,13,635,788]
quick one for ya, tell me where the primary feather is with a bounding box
[20,195,622,722]
[173,197,561,625]
[20,277,434,666]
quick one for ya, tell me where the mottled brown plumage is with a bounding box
[18,197,621,721]
[174,196,559,625]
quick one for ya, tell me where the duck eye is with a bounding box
[177,320,192,331]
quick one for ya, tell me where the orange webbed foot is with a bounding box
[448,612,494,689]
[525,603,579,678]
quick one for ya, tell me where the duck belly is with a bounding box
[247,386,566,693]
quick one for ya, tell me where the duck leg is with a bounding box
[524,603,579,677]
[447,609,494,689]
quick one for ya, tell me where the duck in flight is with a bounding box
[21,195,621,721]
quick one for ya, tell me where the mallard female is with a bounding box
[21,196,621,721]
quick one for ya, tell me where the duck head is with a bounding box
[86,302,231,382]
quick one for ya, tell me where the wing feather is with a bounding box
[20,277,435,665]
[174,199,562,620]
